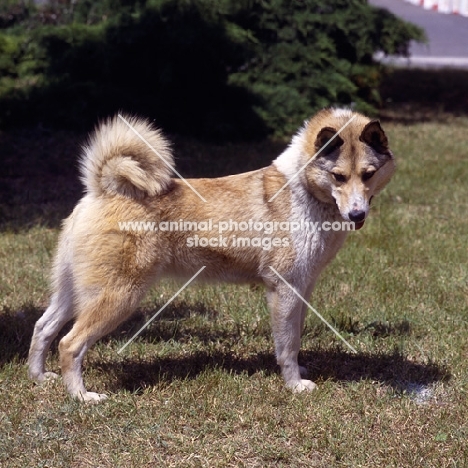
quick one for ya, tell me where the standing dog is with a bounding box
[28,108,395,401]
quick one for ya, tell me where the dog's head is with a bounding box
[301,108,395,229]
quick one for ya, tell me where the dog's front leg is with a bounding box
[266,284,317,393]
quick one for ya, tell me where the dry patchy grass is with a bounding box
[0,116,468,467]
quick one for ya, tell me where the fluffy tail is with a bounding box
[79,114,174,199]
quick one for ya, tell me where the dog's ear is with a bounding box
[359,120,392,157]
[314,127,344,156]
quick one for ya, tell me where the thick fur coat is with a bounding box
[28,109,395,401]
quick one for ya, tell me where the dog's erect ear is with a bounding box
[314,127,344,156]
[359,120,392,157]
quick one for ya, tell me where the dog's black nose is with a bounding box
[348,210,366,223]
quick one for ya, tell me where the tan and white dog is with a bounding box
[28,108,395,401]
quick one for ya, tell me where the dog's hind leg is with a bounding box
[28,265,75,383]
[58,282,147,402]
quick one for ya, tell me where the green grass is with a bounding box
[1,116,468,467]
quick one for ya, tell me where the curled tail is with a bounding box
[79,114,174,199]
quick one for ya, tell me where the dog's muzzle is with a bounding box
[348,209,366,230]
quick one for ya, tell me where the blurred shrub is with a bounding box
[0,0,424,138]
[228,0,425,135]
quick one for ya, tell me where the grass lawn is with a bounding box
[0,112,467,467]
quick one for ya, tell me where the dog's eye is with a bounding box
[332,173,347,183]
[362,171,376,181]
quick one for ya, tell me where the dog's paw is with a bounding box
[287,379,317,394]
[77,391,108,403]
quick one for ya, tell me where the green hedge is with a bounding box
[0,0,424,138]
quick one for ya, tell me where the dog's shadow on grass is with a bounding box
[0,305,44,366]
[100,348,449,395]
[1,303,450,393]
[96,304,449,394]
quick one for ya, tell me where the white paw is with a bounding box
[77,391,108,403]
[299,365,308,377]
[287,379,317,394]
